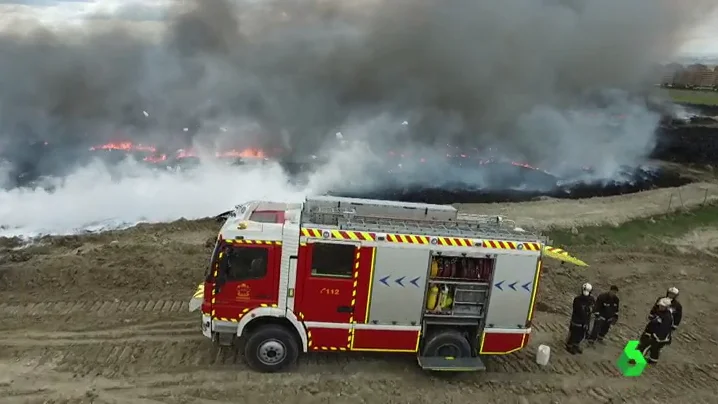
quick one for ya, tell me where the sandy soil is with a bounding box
[667,228,718,258]
[2,193,718,403]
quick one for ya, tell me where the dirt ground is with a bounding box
[459,181,718,231]
[457,163,718,231]
[2,186,718,403]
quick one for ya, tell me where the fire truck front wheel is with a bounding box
[244,324,299,373]
[422,329,472,358]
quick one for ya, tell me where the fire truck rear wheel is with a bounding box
[244,324,299,373]
[422,329,472,358]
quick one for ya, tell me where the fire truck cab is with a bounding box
[196,196,547,373]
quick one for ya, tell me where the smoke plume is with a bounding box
[0,0,716,235]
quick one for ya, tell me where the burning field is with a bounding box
[0,122,702,212]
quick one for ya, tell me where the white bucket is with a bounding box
[536,344,551,366]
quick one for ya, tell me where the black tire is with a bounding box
[422,329,472,358]
[244,324,299,373]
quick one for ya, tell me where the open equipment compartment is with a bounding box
[424,252,495,319]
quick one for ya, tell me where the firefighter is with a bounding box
[649,287,683,335]
[587,285,619,345]
[566,283,595,354]
[637,297,673,364]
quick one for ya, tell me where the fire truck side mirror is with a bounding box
[216,247,230,287]
[218,250,229,272]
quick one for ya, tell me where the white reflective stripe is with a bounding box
[484,328,532,334]
[303,322,352,329]
[304,322,422,331]
[352,324,421,331]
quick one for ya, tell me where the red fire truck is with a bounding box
[191,196,548,373]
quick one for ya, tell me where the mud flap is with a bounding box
[189,282,204,312]
[201,314,212,339]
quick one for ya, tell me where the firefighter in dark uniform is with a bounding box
[587,285,619,345]
[566,283,595,354]
[637,297,673,364]
[650,287,682,332]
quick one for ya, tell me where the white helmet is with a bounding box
[581,283,593,296]
[657,297,672,307]
[667,287,679,297]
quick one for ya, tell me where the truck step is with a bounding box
[216,332,235,347]
[417,356,486,372]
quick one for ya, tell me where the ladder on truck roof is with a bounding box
[303,206,542,242]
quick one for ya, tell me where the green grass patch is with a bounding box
[665,88,718,106]
[548,203,718,248]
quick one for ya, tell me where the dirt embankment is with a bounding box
[459,181,718,231]
[0,219,219,302]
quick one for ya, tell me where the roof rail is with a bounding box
[304,206,541,241]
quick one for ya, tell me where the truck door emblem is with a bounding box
[237,284,251,300]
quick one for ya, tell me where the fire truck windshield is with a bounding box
[214,244,268,284]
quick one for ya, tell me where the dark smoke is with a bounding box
[0,0,715,187]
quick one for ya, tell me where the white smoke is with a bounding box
[0,158,310,238]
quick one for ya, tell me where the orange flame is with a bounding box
[216,148,266,159]
[90,141,156,153]
[144,154,167,163]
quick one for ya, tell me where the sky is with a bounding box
[0,0,717,58]
[680,8,718,57]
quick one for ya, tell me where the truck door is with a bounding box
[211,242,281,322]
[295,241,358,323]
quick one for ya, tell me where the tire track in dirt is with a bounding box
[1,302,716,401]
[491,351,717,384]
[489,351,718,400]
[5,335,716,384]
[0,327,201,347]
[532,320,718,346]
[0,300,190,317]
[2,338,716,403]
